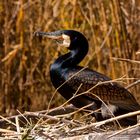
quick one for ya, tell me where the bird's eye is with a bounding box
[73,37,78,41]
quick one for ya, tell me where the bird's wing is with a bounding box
[64,67,140,111]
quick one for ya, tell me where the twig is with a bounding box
[69,110,140,133]
[55,103,95,118]
[108,122,140,138]
[24,112,60,122]
[37,130,54,140]
[0,115,17,127]
[0,105,78,129]
[17,110,31,126]
[112,57,140,64]
[15,116,21,140]
[98,26,112,53]
[126,79,140,89]
[136,51,140,55]
[0,128,16,133]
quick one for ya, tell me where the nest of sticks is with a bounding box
[0,104,140,140]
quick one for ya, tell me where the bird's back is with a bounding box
[63,66,140,112]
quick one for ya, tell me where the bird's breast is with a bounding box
[50,63,68,88]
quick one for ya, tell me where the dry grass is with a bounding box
[0,0,140,119]
[0,106,139,139]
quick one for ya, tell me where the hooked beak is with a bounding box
[34,31,71,48]
[34,31,63,40]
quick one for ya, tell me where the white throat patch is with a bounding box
[62,34,71,48]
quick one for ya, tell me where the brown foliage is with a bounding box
[0,0,140,116]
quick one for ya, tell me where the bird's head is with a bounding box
[34,30,88,50]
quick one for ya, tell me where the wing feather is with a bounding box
[64,67,140,111]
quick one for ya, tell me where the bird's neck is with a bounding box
[53,47,88,70]
[50,41,88,88]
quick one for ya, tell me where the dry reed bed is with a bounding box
[0,0,140,126]
[0,105,140,139]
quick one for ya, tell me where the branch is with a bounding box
[70,110,140,133]
[126,79,140,89]
[0,105,78,129]
[112,57,140,64]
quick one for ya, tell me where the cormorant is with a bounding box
[35,30,140,126]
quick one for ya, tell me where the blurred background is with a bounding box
[0,0,140,116]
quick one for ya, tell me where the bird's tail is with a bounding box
[115,107,140,126]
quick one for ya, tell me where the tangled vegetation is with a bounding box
[0,0,140,117]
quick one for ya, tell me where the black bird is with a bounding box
[35,30,140,126]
